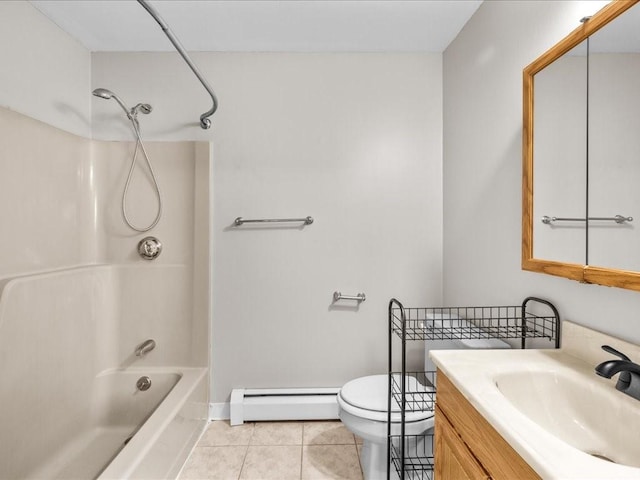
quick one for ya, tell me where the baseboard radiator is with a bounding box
[230,387,340,426]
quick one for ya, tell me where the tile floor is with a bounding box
[178,420,364,480]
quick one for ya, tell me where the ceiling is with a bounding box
[30,0,482,53]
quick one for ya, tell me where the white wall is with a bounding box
[0,2,91,137]
[211,54,442,402]
[443,0,640,345]
[92,52,444,402]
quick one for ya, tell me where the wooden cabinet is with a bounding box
[436,404,489,480]
[435,370,540,480]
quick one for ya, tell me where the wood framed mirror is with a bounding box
[522,0,640,291]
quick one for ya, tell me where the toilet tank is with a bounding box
[424,313,511,374]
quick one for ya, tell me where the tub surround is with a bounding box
[0,106,212,478]
[430,321,640,479]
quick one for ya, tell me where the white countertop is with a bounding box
[430,321,640,480]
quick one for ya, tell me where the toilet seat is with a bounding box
[338,375,434,423]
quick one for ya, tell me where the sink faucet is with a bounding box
[595,345,640,400]
[135,339,156,357]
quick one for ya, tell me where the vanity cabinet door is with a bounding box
[435,405,490,480]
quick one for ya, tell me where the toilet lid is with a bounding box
[339,374,434,420]
[341,375,398,412]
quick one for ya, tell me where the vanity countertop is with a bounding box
[430,321,640,480]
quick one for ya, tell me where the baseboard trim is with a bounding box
[209,402,230,420]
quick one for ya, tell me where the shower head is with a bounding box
[92,88,115,100]
[92,88,152,122]
[92,87,133,120]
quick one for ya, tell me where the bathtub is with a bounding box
[0,266,209,480]
[98,367,208,480]
[18,367,207,480]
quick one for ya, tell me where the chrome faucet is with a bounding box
[595,345,640,401]
[135,339,156,357]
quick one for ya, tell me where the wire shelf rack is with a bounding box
[387,296,560,480]
[390,371,436,413]
[390,297,560,348]
[389,434,434,480]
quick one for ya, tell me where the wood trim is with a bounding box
[522,62,535,268]
[522,0,640,292]
[436,370,540,480]
[436,405,490,480]
[523,0,639,78]
[522,257,584,282]
[584,265,640,291]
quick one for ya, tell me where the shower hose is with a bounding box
[123,120,162,232]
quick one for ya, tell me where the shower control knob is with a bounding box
[138,237,162,260]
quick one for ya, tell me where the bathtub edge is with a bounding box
[98,367,208,480]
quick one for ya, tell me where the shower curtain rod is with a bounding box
[137,0,218,129]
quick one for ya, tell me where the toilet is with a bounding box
[337,314,510,480]
[338,374,434,480]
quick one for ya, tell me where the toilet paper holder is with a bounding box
[333,291,366,302]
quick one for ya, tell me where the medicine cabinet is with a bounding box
[523,0,640,291]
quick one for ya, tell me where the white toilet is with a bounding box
[337,315,510,480]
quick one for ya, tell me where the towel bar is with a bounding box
[234,216,314,226]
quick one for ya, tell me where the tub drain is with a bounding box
[136,375,152,391]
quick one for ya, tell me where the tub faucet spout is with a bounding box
[136,339,156,357]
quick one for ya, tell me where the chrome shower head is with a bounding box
[92,87,133,120]
[92,88,115,100]
[92,87,152,122]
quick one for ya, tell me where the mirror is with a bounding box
[532,40,588,266]
[523,0,640,290]
[588,6,640,271]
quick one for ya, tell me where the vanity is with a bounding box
[431,321,640,479]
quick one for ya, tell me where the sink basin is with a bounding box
[495,369,640,467]
[430,322,640,478]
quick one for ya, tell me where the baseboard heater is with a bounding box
[230,387,340,426]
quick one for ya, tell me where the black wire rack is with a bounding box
[390,297,560,348]
[387,296,561,480]
[389,371,436,413]
[389,434,434,480]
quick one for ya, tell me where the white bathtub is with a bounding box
[98,367,208,480]
[18,367,207,480]
[0,266,208,480]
